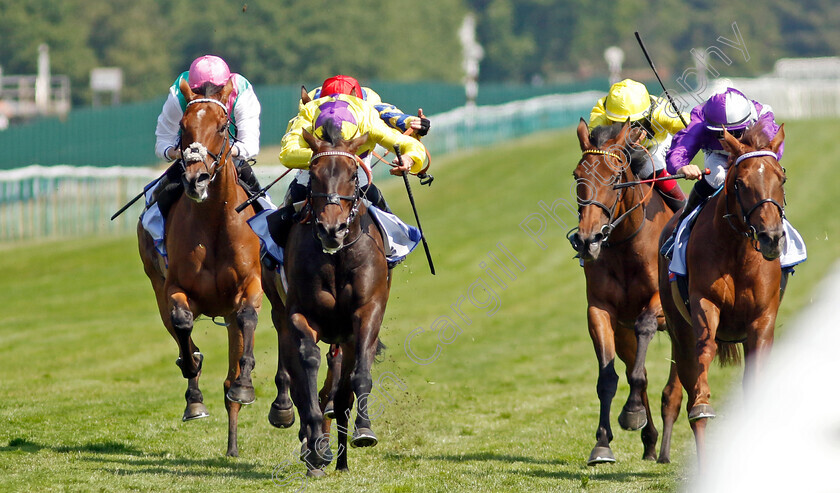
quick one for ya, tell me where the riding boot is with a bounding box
[266,204,296,248]
[151,162,185,220]
[237,161,264,212]
[362,183,392,213]
[660,182,710,258]
[653,169,687,213]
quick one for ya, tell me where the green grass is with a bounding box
[1,119,838,492]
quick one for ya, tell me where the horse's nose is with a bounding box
[757,228,786,260]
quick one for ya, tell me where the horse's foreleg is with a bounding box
[226,302,260,405]
[587,305,619,465]
[743,314,777,393]
[267,293,295,428]
[319,345,342,422]
[287,313,330,474]
[617,304,659,461]
[167,291,209,421]
[658,324,684,464]
[688,298,720,421]
[349,306,385,449]
[334,343,355,472]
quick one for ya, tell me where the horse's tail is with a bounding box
[716,341,742,367]
[374,339,387,363]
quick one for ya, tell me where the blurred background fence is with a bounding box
[1,69,838,243]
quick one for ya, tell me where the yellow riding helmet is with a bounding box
[604,79,652,122]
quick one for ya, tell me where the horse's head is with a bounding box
[720,122,787,260]
[178,77,233,202]
[569,118,645,260]
[302,119,370,254]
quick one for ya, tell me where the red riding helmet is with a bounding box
[321,75,363,98]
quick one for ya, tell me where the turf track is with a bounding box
[1,119,838,492]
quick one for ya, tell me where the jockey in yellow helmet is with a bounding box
[589,79,689,212]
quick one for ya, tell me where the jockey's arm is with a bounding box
[366,105,427,174]
[155,91,184,161]
[278,112,316,169]
[230,81,261,161]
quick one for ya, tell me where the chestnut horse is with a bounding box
[657,123,787,466]
[263,119,390,476]
[137,78,263,457]
[569,119,676,465]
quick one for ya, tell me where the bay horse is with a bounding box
[137,77,263,457]
[568,119,676,465]
[657,123,787,466]
[263,119,390,476]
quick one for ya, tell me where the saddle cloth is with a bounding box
[139,180,277,259]
[247,201,421,273]
[669,203,808,276]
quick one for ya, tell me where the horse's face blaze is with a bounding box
[179,101,227,203]
[736,158,787,259]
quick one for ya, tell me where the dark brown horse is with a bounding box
[657,123,787,466]
[137,78,263,457]
[569,119,676,465]
[263,119,390,476]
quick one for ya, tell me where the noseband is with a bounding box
[179,98,232,182]
[725,150,786,250]
[567,149,645,249]
[309,151,367,253]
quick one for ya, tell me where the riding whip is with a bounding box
[634,31,689,128]
[235,167,293,213]
[393,144,436,275]
[110,159,181,220]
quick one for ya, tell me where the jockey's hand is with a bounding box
[165,147,180,161]
[410,116,431,136]
[390,155,413,176]
[678,164,703,180]
[231,145,240,158]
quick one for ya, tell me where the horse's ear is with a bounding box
[719,127,744,156]
[220,78,234,105]
[347,132,369,153]
[577,118,592,151]
[301,86,311,105]
[615,118,632,146]
[769,123,785,154]
[179,77,195,101]
[301,127,321,152]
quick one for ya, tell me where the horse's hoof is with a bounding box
[306,468,326,478]
[657,456,671,464]
[226,385,256,405]
[688,404,716,422]
[587,446,616,466]
[618,408,648,431]
[268,404,295,428]
[323,402,335,420]
[350,428,378,448]
[183,402,210,421]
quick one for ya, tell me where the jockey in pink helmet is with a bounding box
[144,55,269,254]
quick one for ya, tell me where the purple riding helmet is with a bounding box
[702,87,758,132]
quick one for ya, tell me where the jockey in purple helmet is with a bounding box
[666,87,783,216]
[661,87,785,257]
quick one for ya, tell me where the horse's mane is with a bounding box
[320,118,344,146]
[589,123,648,177]
[192,82,224,97]
[739,120,770,150]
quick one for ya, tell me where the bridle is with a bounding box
[567,148,646,249]
[724,150,786,250]
[308,150,370,253]
[179,98,233,183]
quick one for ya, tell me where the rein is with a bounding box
[574,148,649,247]
[723,150,786,251]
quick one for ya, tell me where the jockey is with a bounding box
[152,55,265,217]
[266,75,429,245]
[661,87,785,256]
[589,79,688,212]
[305,75,431,138]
